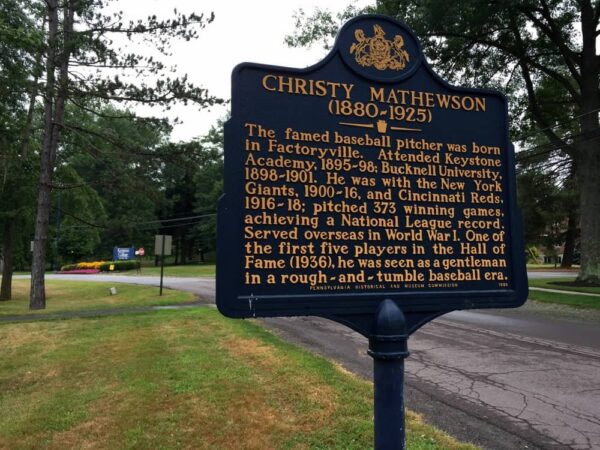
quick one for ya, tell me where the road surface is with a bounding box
[18,272,600,449]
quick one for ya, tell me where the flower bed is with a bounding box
[59,269,101,274]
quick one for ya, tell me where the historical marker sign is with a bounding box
[217,15,527,323]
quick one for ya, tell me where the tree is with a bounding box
[150,118,225,264]
[0,0,42,300]
[159,142,204,265]
[192,119,225,258]
[62,103,169,258]
[288,1,600,283]
[516,170,563,257]
[53,166,106,264]
[27,0,222,309]
[515,71,580,267]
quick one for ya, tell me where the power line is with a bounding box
[516,128,600,164]
[58,211,217,231]
[514,107,600,144]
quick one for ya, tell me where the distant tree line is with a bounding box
[0,0,224,308]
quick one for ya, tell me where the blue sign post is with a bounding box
[217,15,527,449]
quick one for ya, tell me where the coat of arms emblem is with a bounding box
[350,24,410,71]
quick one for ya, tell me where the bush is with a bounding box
[60,261,106,271]
[98,260,141,272]
[60,260,140,272]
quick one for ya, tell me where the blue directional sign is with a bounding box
[217,15,527,325]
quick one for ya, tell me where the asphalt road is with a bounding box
[26,272,600,449]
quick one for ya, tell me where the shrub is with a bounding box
[98,260,141,272]
[78,261,105,269]
[61,261,105,271]
[60,260,140,272]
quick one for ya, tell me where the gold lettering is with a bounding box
[262,74,277,91]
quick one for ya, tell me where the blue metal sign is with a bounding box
[217,15,527,332]
[112,247,135,261]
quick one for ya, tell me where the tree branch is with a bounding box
[423,29,582,103]
[518,4,581,83]
[509,15,576,156]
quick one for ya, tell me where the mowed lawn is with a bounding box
[528,277,600,310]
[0,286,478,449]
[122,264,216,278]
[528,277,600,294]
[0,280,197,317]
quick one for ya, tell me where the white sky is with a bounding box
[114,0,372,142]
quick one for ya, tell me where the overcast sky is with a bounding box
[114,0,372,142]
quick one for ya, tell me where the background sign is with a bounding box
[154,235,172,256]
[113,247,135,261]
[217,15,527,321]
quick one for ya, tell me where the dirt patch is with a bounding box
[0,322,67,350]
[218,336,339,436]
[219,336,280,368]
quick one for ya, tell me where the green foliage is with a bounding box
[0,0,42,286]
[61,103,167,258]
[517,170,562,247]
[152,116,226,261]
[191,118,226,255]
[526,246,541,263]
[285,4,365,50]
[98,260,140,271]
[54,165,107,263]
[18,0,226,307]
[286,1,584,138]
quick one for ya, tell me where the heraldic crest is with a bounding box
[350,24,410,71]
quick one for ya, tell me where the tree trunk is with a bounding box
[561,207,577,268]
[576,146,600,282]
[174,233,180,265]
[30,0,74,309]
[573,2,600,283]
[0,220,15,301]
[181,234,188,265]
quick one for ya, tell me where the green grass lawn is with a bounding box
[528,290,600,309]
[528,277,600,294]
[528,277,600,310]
[526,263,579,270]
[0,284,478,449]
[121,264,215,277]
[0,279,196,317]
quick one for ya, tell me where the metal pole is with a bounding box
[159,235,165,296]
[368,299,410,450]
